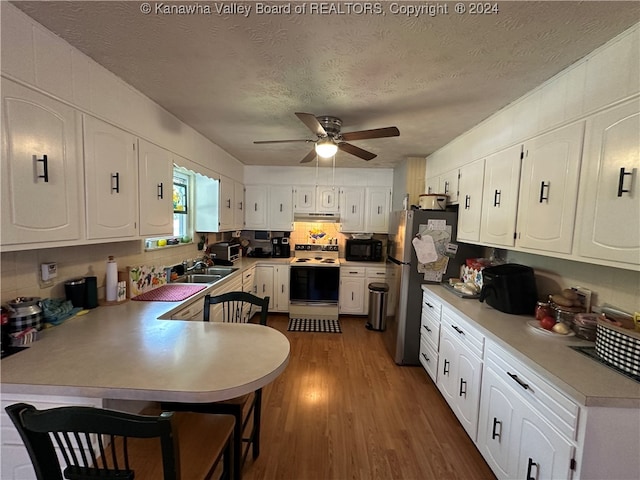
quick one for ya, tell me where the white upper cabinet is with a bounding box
[479,145,523,247]
[293,186,315,212]
[293,185,339,213]
[138,139,173,237]
[245,185,293,231]
[516,122,584,253]
[339,187,366,233]
[218,174,234,231]
[194,173,220,232]
[316,185,339,213]
[83,115,138,240]
[268,186,294,231]
[439,169,460,204]
[233,181,244,230]
[1,78,83,247]
[576,100,640,265]
[365,187,391,233]
[457,159,485,243]
[244,185,268,230]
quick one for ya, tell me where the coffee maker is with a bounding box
[271,237,291,258]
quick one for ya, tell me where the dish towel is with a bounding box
[412,235,438,264]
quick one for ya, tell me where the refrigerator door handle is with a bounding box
[387,256,409,266]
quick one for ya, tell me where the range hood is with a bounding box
[294,212,340,223]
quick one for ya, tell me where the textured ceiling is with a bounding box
[11,1,640,168]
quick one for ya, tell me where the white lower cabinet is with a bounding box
[436,307,484,441]
[1,393,103,480]
[339,267,366,314]
[478,341,578,480]
[255,264,289,312]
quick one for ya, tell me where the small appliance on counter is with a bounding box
[418,194,448,210]
[209,241,240,262]
[271,237,291,258]
[479,264,538,315]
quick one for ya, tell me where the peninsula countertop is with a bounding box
[423,284,640,408]
[1,262,290,403]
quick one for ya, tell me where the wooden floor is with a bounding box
[241,314,496,480]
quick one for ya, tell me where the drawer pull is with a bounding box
[507,372,529,390]
[526,458,538,480]
[421,353,430,363]
[443,359,450,376]
[459,378,467,397]
[423,325,432,333]
[491,417,502,440]
[452,325,464,335]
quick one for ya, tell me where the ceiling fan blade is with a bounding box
[295,112,327,137]
[254,139,313,144]
[340,126,400,141]
[300,148,317,164]
[338,142,377,161]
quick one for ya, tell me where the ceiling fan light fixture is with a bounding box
[315,137,338,158]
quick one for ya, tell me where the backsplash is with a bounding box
[0,233,226,305]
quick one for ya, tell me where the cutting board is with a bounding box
[131,284,206,302]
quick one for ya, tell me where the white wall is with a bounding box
[244,165,393,187]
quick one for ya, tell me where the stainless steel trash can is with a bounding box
[367,282,389,331]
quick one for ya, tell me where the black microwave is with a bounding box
[345,239,383,262]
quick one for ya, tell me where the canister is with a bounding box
[65,278,86,308]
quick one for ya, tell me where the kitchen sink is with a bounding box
[171,267,238,284]
[172,274,224,284]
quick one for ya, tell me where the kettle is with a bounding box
[6,297,43,333]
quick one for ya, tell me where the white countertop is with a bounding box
[1,260,290,403]
[423,284,640,408]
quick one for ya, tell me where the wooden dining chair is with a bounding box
[164,291,270,480]
[5,402,235,480]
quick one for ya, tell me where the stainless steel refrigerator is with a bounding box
[384,209,479,365]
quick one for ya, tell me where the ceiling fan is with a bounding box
[254,112,400,163]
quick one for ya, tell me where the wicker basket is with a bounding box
[595,320,640,376]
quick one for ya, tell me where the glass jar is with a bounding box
[535,301,552,320]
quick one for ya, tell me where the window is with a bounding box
[173,169,192,238]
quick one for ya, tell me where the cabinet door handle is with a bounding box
[423,325,431,333]
[227,198,231,208]
[157,182,164,199]
[507,371,529,390]
[493,189,501,207]
[443,359,450,376]
[111,172,120,193]
[328,194,331,204]
[452,325,464,335]
[351,292,354,301]
[526,458,538,480]
[35,155,49,183]
[377,206,382,214]
[539,181,550,203]
[280,203,283,212]
[421,352,430,362]
[464,195,470,209]
[617,167,633,197]
[425,302,433,309]
[444,181,449,194]
[459,378,467,397]
[304,194,308,203]
[428,186,432,194]
[254,203,258,211]
[281,285,284,293]
[239,201,243,210]
[352,205,356,214]
[491,417,502,440]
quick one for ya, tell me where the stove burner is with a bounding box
[315,257,322,260]
[322,259,335,263]
[296,258,310,262]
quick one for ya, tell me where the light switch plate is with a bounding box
[41,262,58,281]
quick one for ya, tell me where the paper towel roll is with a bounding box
[106,256,118,302]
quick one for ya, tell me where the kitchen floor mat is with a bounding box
[131,284,207,302]
[287,318,342,333]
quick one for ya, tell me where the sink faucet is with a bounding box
[187,261,208,272]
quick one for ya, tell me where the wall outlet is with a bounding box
[41,262,58,281]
